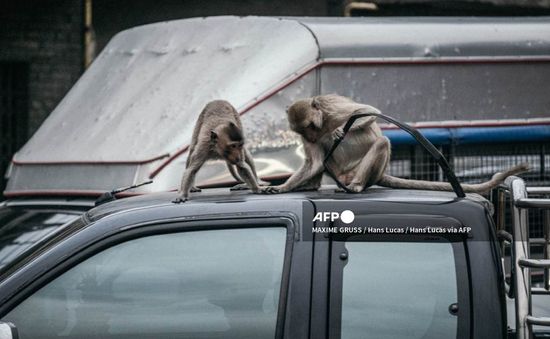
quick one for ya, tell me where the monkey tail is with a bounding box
[377,163,529,194]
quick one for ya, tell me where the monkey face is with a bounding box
[211,133,244,164]
[211,122,245,164]
[287,99,324,143]
[300,123,321,143]
[221,141,244,165]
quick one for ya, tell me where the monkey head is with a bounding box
[287,97,324,143]
[210,122,245,165]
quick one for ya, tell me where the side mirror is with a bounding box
[0,322,18,339]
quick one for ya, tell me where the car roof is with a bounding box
[298,16,550,59]
[86,186,491,223]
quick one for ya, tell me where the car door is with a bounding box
[0,217,295,339]
[311,200,472,339]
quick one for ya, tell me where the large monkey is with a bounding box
[174,100,264,202]
[264,94,528,194]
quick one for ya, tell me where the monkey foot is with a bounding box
[190,186,202,193]
[346,183,364,193]
[172,197,188,204]
[260,186,282,194]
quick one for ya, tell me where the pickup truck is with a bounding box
[0,176,548,339]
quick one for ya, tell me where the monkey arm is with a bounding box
[226,162,243,183]
[244,149,260,180]
[266,141,325,193]
[243,149,269,186]
[346,114,377,131]
[235,162,260,193]
[174,152,207,203]
[331,115,376,143]
[173,166,199,203]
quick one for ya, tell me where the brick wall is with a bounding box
[0,0,84,137]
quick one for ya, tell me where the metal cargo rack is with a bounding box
[494,177,550,339]
[390,140,550,239]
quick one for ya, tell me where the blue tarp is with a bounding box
[383,124,550,146]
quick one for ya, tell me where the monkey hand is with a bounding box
[260,185,286,194]
[332,128,345,141]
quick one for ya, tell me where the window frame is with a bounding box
[0,207,83,274]
[0,216,296,339]
[327,233,471,339]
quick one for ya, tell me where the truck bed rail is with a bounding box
[496,177,550,338]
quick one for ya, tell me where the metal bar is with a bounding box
[506,176,532,339]
[84,0,94,69]
[544,210,550,291]
[321,56,550,64]
[343,2,378,16]
[496,189,506,232]
[532,288,550,295]
[515,198,550,209]
[541,144,546,182]
[526,315,550,327]
[527,187,550,194]
[496,188,508,257]
[530,238,549,245]
[518,258,550,269]
[498,230,513,243]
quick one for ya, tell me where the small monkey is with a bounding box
[264,94,528,194]
[174,100,263,203]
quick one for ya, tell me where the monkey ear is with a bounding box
[227,122,244,141]
[210,130,218,141]
[312,111,323,129]
[311,97,321,109]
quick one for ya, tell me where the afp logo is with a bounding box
[313,210,355,224]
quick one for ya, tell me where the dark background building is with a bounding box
[1,0,549,192]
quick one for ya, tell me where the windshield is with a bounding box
[0,207,80,269]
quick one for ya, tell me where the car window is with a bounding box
[0,208,80,269]
[2,227,287,339]
[340,241,457,339]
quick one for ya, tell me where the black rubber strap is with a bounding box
[323,109,466,198]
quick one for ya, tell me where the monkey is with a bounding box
[263,94,529,194]
[173,100,264,203]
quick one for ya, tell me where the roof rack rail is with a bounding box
[494,177,550,338]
